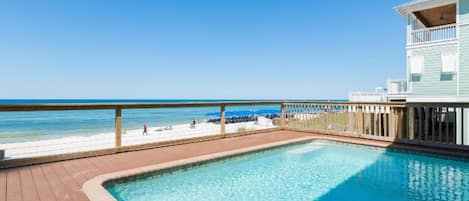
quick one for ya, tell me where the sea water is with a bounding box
[106,141,469,201]
[0,99,285,143]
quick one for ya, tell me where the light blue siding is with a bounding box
[408,44,458,96]
[459,0,469,96]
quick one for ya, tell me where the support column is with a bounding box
[464,109,469,146]
[408,106,414,140]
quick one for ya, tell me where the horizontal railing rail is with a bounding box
[0,101,468,168]
[348,92,388,102]
[0,101,406,111]
[0,101,286,111]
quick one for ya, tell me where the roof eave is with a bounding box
[393,0,457,18]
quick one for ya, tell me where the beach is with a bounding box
[1,118,276,159]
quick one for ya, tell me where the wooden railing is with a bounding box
[405,102,469,148]
[283,102,407,141]
[0,101,468,168]
[408,23,457,46]
[0,101,283,168]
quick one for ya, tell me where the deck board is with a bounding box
[0,171,6,201]
[50,162,89,201]
[71,158,100,182]
[62,160,89,186]
[41,164,75,201]
[19,168,39,201]
[6,170,22,201]
[30,166,57,201]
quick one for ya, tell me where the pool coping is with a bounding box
[82,136,316,201]
[82,135,468,201]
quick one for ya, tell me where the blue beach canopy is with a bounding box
[205,109,280,118]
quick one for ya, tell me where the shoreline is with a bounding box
[0,118,276,159]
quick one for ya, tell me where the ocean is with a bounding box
[0,99,297,144]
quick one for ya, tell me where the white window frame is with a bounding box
[410,55,424,75]
[441,52,458,74]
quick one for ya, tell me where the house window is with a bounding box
[410,55,424,75]
[441,52,457,74]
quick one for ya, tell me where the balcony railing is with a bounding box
[348,92,387,102]
[0,101,468,168]
[408,24,457,46]
[387,79,408,95]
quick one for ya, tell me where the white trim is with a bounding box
[406,39,457,49]
[457,0,460,96]
[406,96,469,102]
[441,52,458,73]
[406,51,412,94]
[410,55,424,75]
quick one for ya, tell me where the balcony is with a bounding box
[408,23,457,46]
[387,79,408,101]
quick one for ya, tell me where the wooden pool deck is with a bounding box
[0,130,467,201]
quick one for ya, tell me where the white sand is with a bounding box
[0,117,276,159]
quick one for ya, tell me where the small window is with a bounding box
[410,55,424,75]
[441,52,457,74]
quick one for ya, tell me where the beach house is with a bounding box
[349,0,469,146]
[391,0,469,101]
[351,0,469,102]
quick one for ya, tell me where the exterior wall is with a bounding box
[459,0,469,96]
[408,43,458,96]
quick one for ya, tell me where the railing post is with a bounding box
[348,105,354,134]
[280,103,286,129]
[115,107,122,148]
[361,106,366,135]
[220,104,226,137]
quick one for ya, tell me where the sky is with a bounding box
[0,0,409,99]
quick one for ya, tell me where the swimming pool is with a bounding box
[105,141,469,201]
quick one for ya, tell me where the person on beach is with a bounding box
[190,120,196,128]
[143,124,148,135]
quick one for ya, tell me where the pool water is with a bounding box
[106,141,469,201]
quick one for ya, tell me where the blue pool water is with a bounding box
[106,141,469,201]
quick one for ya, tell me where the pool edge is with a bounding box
[82,136,316,201]
[82,135,469,201]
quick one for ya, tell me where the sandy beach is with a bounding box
[0,117,276,159]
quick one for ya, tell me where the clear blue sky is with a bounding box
[0,0,409,99]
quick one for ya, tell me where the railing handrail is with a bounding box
[406,102,469,107]
[411,23,456,33]
[0,101,410,112]
[388,79,406,83]
[0,101,287,112]
[283,101,406,107]
[349,92,386,95]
